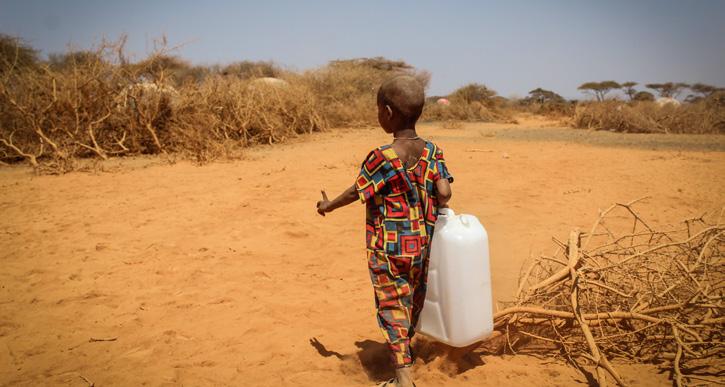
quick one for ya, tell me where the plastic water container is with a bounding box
[416,208,494,347]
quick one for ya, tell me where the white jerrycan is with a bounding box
[416,208,494,347]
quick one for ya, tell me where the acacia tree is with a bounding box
[620,81,638,101]
[690,83,722,97]
[527,87,565,104]
[645,82,689,98]
[577,81,621,101]
[683,83,724,103]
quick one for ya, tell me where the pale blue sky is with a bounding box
[1,0,723,98]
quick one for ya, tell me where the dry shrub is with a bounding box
[573,100,725,134]
[421,83,515,123]
[175,76,326,160]
[0,39,327,170]
[494,199,724,386]
[423,100,503,122]
[441,120,464,129]
[300,57,429,127]
[514,101,576,119]
[0,40,131,170]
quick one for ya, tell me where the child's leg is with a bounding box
[368,250,416,368]
[409,251,430,336]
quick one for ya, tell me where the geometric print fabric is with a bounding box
[355,140,453,368]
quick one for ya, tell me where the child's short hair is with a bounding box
[377,75,425,125]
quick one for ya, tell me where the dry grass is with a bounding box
[573,99,725,134]
[421,83,515,124]
[2,36,723,172]
[422,100,512,123]
[300,58,430,127]
[0,40,326,171]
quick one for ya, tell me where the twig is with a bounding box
[671,326,684,387]
[79,375,95,386]
[89,336,118,342]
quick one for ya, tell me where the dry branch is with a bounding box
[0,37,328,171]
[494,201,724,386]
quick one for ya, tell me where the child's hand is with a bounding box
[316,190,332,216]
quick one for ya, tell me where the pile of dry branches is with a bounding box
[494,199,724,386]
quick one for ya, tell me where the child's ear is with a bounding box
[385,104,393,117]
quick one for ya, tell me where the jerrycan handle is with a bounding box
[438,207,455,217]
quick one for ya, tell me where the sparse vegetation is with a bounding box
[301,57,430,127]
[0,38,326,171]
[645,82,689,99]
[573,99,724,134]
[1,35,723,171]
[422,83,514,123]
[515,88,574,117]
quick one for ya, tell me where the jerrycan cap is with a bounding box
[439,208,455,217]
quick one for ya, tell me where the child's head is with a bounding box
[377,75,425,133]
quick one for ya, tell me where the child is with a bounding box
[316,75,453,387]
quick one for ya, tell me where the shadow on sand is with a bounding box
[309,336,488,382]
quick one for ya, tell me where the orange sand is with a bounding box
[1,119,723,386]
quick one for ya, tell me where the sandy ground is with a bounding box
[1,118,724,386]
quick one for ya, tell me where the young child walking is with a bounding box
[316,75,453,387]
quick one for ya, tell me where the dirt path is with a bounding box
[1,120,723,386]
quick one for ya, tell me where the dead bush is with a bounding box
[0,38,327,170]
[495,199,724,386]
[573,100,725,134]
[422,83,514,123]
[300,57,429,127]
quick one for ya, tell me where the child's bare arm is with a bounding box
[436,178,452,208]
[316,185,358,216]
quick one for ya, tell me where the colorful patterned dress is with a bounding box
[355,140,453,368]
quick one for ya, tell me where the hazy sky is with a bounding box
[1,0,723,98]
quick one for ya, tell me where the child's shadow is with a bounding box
[308,337,395,381]
[309,337,486,382]
[354,338,487,378]
[414,336,486,374]
[354,340,396,381]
